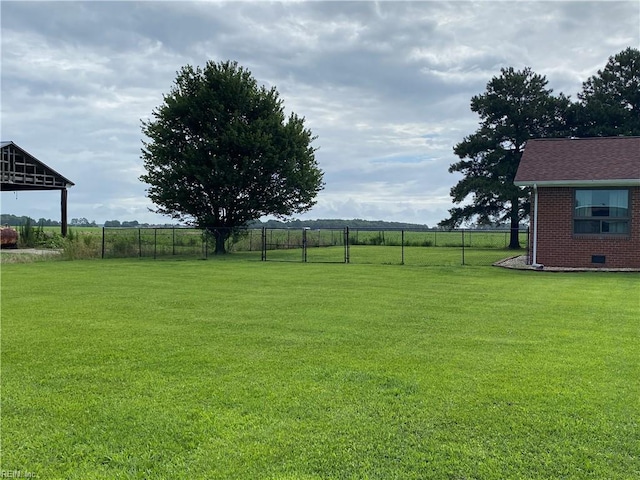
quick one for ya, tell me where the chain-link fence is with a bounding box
[260,227,528,266]
[102,227,238,259]
[101,226,528,266]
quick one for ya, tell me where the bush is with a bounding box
[18,218,37,247]
[60,233,101,260]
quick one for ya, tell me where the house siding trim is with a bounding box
[515,179,640,187]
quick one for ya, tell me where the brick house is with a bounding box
[514,136,640,269]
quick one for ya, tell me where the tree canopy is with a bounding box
[438,67,570,248]
[574,47,640,136]
[140,60,324,253]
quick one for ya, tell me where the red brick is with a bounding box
[530,187,640,268]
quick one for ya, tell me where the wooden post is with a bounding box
[61,188,68,237]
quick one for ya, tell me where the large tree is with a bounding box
[439,67,570,248]
[140,61,324,253]
[574,47,640,137]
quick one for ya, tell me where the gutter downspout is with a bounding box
[532,184,543,269]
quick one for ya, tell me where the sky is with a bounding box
[1,1,638,227]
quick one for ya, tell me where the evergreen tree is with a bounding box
[439,67,570,248]
[575,47,640,137]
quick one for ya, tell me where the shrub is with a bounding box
[18,218,36,247]
[60,233,101,260]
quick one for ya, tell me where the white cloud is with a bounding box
[1,0,638,227]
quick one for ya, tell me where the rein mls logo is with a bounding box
[0,471,36,479]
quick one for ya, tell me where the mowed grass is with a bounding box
[1,259,638,479]
[264,245,518,266]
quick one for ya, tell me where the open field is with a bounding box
[1,259,638,479]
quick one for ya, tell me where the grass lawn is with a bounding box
[1,258,638,479]
[264,245,519,266]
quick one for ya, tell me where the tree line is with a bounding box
[248,219,430,230]
[1,214,62,227]
[0,215,170,228]
[1,214,431,230]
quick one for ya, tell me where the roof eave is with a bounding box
[514,179,640,187]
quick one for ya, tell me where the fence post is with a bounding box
[461,229,465,265]
[138,228,142,257]
[102,227,105,258]
[154,228,157,259]
[344,227,350,263]
[401,229,405,265]
[261,227,267,261]
[172,227,176,255]
[302,228,308,262]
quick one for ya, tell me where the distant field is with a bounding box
[1,258,637,479]
[39,226,102,234]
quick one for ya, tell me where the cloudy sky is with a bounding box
[1,1,638,226]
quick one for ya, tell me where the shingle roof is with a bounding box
[514,136,640,186]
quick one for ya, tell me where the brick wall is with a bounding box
[532,186,640,268]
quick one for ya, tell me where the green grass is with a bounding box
[268,245,518,266]
[1,259,638,479]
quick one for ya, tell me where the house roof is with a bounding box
[514,136,640,187]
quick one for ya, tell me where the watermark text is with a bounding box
[0,471,37,478]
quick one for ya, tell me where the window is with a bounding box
[574,189,629,234]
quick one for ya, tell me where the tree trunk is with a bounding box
[215,233,226,254]
[509,199,521,249]
[208,228,227,254]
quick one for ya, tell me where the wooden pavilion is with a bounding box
[1,141,75,236]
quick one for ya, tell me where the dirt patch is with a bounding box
[0,248,63,263]
[1,248,62,255]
